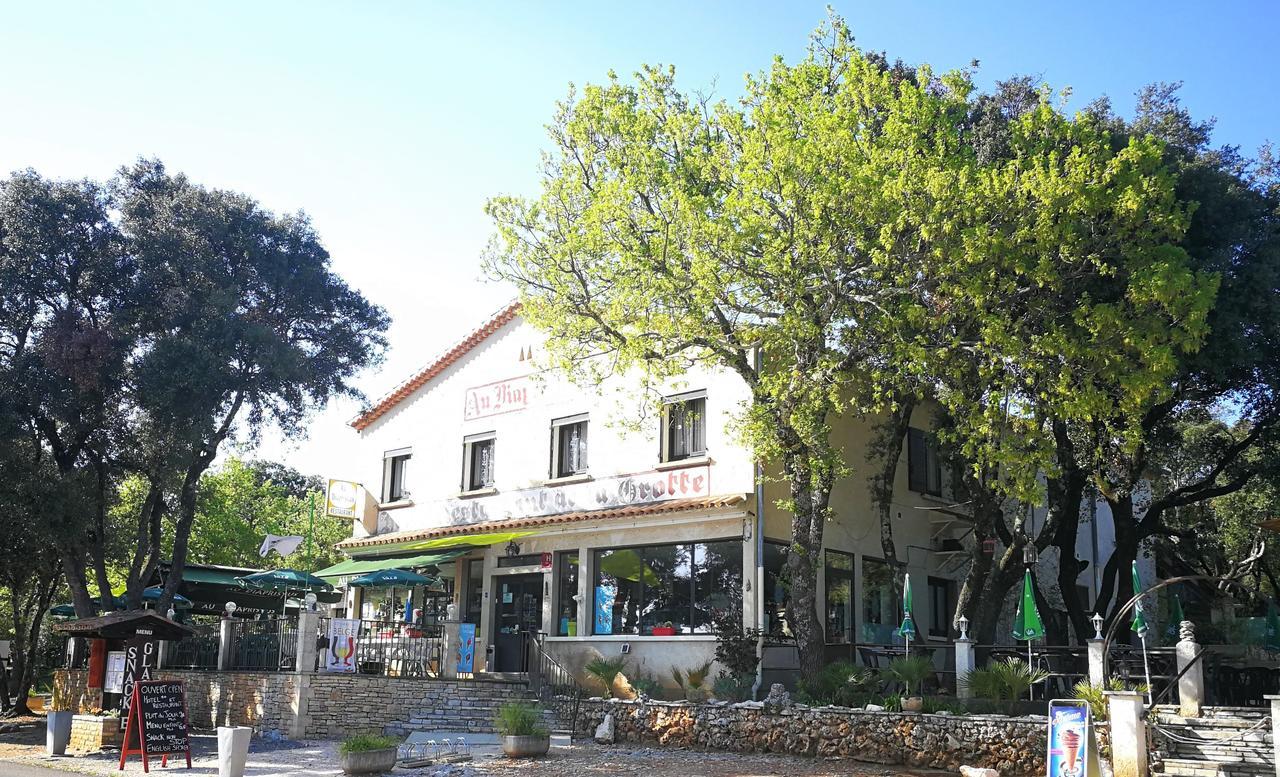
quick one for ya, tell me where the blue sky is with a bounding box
[1,1,1275,478]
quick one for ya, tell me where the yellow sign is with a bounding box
[325,479,359,519]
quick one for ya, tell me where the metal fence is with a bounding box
[340,619,443,678]
[227,617,298,671]
[167,622,220,670]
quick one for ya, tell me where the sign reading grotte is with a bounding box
[463,376,531,420]
[325,479,359,519]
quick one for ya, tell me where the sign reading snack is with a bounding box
[119,636,158,717]
[325,479,359,519]
[463,376,530,420]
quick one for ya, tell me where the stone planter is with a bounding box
[501,734,550,758]
[339,747,398,775]
[46,710,73,756]
[217,726,252,777]
[901,696,924,712]
[68,714,122,753]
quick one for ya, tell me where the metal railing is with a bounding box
[346,619,443,678]
[228,617,297,671]
[525,631,587,735]
[167,622,220,670]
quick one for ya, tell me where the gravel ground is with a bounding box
[0,725,933,777]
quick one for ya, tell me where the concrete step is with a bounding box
[1156,758,1276,777]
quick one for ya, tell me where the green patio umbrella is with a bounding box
[1265,601,1280,651]
[897,573,917,651]
[1012,569,1043,698]
[1130,561,1153,703]
[349,568,436,624]
[1164,593,1186,645]
[237,569,333,616]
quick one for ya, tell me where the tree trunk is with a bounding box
[869,398,914,568]
[1047,422,1090,645]
[780,438,832,688]
[1096,496,1139,643]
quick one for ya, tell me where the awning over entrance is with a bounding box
[313,549,467,580]
[150,562,341,617]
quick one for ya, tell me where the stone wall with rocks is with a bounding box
[56,669,531,740]
[579,698,1049,776]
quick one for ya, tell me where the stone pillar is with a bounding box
[441,617,461,680]
[1174,621,1203,718]
[1105,690,1148,777]
[1087,638,1106,686]
[295,610,320,674]
[217,617,235,671]
[955,638,975,699]
[1265,695,1280,777]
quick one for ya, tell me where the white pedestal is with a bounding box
[955,639,975,699]
[1087,639,1105,686]
[217,726,252,777]
[1105,690,1148,777]
[1175,639,1204,718]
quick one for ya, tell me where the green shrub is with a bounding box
[712,672,754,702]
[963,658,1049,701]
[584,656,628,698]
[711,608,763,677]
[629,673,663,699]
[493,702,548,737]
[881,656,935,697]
[1073,677,1149,720]
[671,659,714,690]
[797,660,879,707]
[339,734,400,755]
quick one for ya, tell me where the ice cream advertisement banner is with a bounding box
[1046,700,1092,777]
[456,623,476,674]
[325,618,360,673]
[593,584,616,635]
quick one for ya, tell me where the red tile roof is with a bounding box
[336,494,748,551]
[351,301,522,431]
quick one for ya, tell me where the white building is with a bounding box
[320,302,1136,685]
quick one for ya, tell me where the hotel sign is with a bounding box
[325,479,359,519]
[443,464,711,525]
[463,376,531,420]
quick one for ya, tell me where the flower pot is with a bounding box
[46,710,73,756]
[501,734,550,758]
[902,696,924,712]
[339,747,398,775]
[26,695,46,713]
[651,627,676,636]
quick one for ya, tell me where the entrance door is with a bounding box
[492,574,543,673]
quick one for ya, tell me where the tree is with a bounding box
[0,160,389,616]
[485,19,976,682]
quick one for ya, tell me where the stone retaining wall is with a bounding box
[578,698,1049,776]
[56,669,531,739]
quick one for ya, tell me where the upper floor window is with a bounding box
[907,426,943,496]
[928,576,953,637]
[551,414,589,478]
[662,392,706,462]
[462,432,496,492]
[382,448,411,502]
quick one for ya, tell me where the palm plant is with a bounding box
[989,658,1049,700]
[584,656,628,698]
[881,656,935,697]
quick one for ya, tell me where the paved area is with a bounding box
[0,722,926,777]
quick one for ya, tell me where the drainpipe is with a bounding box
[751,346,767,701]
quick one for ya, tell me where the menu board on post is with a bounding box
[1047,699,1096,777]
[118,679,192,772]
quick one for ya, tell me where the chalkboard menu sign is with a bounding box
[119,679,192,771]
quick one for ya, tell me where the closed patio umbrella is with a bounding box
[1012,570,1044,699]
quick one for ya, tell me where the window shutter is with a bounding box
[907,428,926,493]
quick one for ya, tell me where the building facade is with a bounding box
[323,302,1134,685]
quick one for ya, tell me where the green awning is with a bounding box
[314,550,467,580]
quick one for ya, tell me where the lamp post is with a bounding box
[957,614,970,641]
[1091,612,1104,640]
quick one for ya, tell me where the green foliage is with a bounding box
[711,608,762,678]
[711,673,754,702]
[1073,678,1149,720]
[964,659,1049,701]
[584,656,628,698]
[881,656,936,697]
[628,673,663,700]
[493,702,549,737]
[797,661,880,707]
[338,734,401,754]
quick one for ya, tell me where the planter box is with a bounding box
[339,747,398,775]
[501,734,550,758]
[46,711,74,756]
[68,714,123,753]
[651,627,676,636]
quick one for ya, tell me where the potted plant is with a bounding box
[652,621,676,637]
[671,659,714,703]
[338,733,400,775]
[881,656,934,712]
[45,685,74,757]
[495,702,550,758]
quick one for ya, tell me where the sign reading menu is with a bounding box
[119,679,192,771]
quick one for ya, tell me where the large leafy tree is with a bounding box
[0,160,389,616]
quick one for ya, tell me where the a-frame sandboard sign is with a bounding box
[118,680,192,772]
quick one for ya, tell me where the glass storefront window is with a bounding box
[555,551,579,636]
[861,557,898,644]
[763,541,791,637]
[824,550,854,644]
[465,558,483,625]
[592,539,743,636]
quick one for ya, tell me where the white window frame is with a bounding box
[550,413,589,478]
[461,432,497,492]
[382,447,412,502]
[661,390,707,463]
